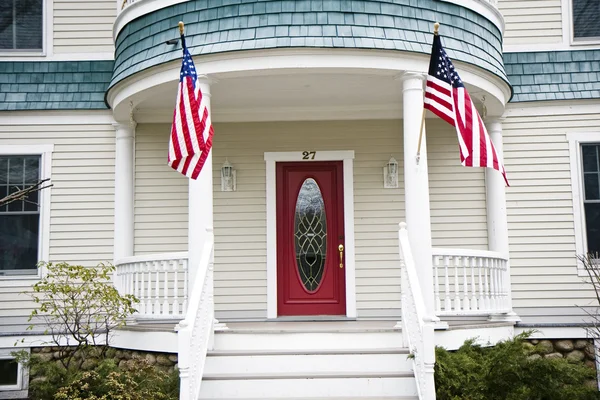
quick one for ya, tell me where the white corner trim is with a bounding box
[567,132,600,277]
[0,145,53,280]
[264,150,356,319]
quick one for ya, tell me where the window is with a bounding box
[572,0,600,41]
[582,144,600,254]
[0,156,41,275]
[0,348,29,396]
[0,0,43,51]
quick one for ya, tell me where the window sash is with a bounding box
[572,0,600,40]
[0,0,43,51]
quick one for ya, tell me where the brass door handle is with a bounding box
[338,244,344,269]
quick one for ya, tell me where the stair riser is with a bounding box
[199,377,418,398]
[205,353,413,375]
[213,331,403,351]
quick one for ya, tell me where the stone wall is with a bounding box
[525,338,597,369]
[30,346,178,375]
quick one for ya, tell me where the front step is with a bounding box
[200,322,418,399]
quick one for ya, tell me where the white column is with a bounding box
[188,76,214,287]
[485,118,519,321]
[400,73,436,319]
[113,121,135,261]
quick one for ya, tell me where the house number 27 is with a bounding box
[302,151,316,160]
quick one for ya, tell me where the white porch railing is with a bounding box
[177,229,215,400]
[432,248,510,316]
[398,223,436,400]
[115,252,189,319]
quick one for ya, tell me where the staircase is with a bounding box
[199,321,418,400]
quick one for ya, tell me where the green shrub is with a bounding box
[19,353,179,400]
[54,358,179,400]
[435,333,600,400]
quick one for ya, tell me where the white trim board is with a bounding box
[0,145,54,280]
[264,151,357,319]
[567,132,600,277]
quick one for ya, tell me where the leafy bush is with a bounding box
[435,333,600,400]
[19,352,178,400]
[54,358,179,400]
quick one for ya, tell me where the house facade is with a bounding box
[0,0,599,399]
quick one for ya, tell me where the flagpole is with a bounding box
[416,22,440,165]
[179,21,184,35]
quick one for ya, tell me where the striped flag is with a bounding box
[424,33,509,186]
[168,33,213,180]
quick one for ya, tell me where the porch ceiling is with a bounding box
[134,69,487,123]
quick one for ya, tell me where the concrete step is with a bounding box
[205,348,412,375]
[213,330,404,351]
[199,373,418,399]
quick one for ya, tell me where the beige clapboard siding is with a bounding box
[53,0,116,54]
[498,0,563,46]
[0,117,116,332]
[503,107,600,322]
[134,120,488,319]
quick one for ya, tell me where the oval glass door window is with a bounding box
[294,178,327,292]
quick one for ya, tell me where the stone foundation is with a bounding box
[525,338,597,370]
[30,346,178,375]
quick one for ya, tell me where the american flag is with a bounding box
[424,34,509,186]
[168,34,213,180]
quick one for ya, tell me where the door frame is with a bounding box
[265,151,356,319]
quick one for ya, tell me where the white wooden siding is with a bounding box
[53,0,116,54]
[503,106,600,324]
[498,0,563,46]
[0,115,115,333]
[134,120,487,320]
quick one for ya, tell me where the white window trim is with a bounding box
[568,132,600,277]
[0,0,52,58]
[0,144,53,280]
[0,347,29,397]
[562,0,600,47]
[264,150,357,319]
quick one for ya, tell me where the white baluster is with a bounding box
[453,256,461,311]
[183,259,189,314]
[154,261,161,316]
[483,258,490,311]
[434,256,441,313]
[463,256,470,311]
[478,257,485,311]
[490,259,498,311]
[444,255,451,312]
[146,262,153,316]
[162,261,170,315]
[470,256,478,310]
[173,260,180,316]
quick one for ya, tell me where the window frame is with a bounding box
[0,145,53,279]
[0,0,50,57]
[567,0,600,46]
[568,133,600,276]
[0,348,29,396]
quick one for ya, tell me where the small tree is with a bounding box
[23,261,138,369]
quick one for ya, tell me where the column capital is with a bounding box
[196,75,218,97]
[484,116,506,127]
[112,121,136,139]
[395,72,426,92]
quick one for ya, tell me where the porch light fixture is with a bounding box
[383,156,398,188]
[221,159,236,192]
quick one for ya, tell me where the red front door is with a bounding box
[276,161,346,316]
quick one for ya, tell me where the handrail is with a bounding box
[176,228,215,400]
[398,222,436,400]
[116,251,188,266]
[431,247,506,260]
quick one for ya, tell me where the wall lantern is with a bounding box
[383,156,398,188]
[221,159,236,192]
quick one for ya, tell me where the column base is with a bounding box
[487,311,521,323]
